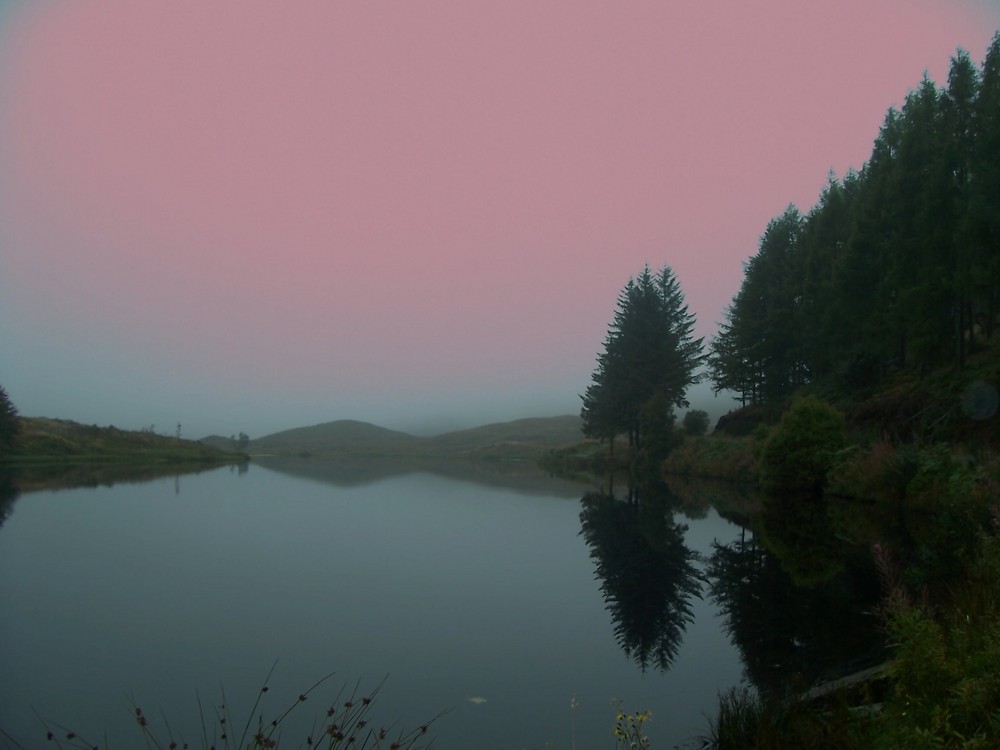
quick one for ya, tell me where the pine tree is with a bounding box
[708,207,804,403]
[0,385,21,455]
[582,265,703,449]
[968,33,1000,342]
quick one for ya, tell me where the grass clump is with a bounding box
[13,668,443,750]
[661,434,760,484]
[704,686,875,750]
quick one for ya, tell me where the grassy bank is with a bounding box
[2,417,246,468]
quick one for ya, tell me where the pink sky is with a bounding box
[2,1,999,437]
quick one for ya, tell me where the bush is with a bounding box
[761,396,845,495]
[682,409,710,436]
[715,404,780,436]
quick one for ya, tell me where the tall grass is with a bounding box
[9,668,444,750]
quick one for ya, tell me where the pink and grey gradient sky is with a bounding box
[1,1,999,438]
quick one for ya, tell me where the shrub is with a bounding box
[761,396,845,495]
[682,409,710,436]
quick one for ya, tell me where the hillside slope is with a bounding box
[427,415,583,456]
[246,415,583,459]
[5,418,242,465]
[249,419,418,454]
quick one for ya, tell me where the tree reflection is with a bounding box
[0,471,21,528]
[707,526,885,696]
[757,494,849,586]
[579,481,703,671]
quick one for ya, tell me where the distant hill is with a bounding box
[199,434,242,452]
[245,415,583,459]
[249,419,419,455]
[427,415,583,457]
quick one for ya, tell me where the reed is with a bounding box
[14,667,444,750]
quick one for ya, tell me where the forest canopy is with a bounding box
[709,35,1000,406]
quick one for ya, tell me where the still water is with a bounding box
[0,462,880,749]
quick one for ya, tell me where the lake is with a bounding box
[0,461,883,749]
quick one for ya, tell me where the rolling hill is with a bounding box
[237,414,583,459]
[248,419,418,454]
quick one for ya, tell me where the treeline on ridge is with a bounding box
[709,35,1000,406]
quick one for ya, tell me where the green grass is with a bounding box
[661,434,761,484]
[3,418,246,466]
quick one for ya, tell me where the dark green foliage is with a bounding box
[709,207,807,406]
[681,409,710,436]
[761,396,845,495]
[635,392,682,471]
[705,685,876,750]
[0,384,22,455]
[710,36,1000,409]
[581,265,703,450]
[714,404,778,436]
[870,532,1000,749]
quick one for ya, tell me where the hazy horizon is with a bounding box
[2,2,999,438]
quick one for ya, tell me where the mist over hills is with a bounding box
[202,414,584,459]
[250,419,418,452]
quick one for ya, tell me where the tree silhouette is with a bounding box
[579,486,703,671]
[709,36,1000,404]
[582,265,703,450]
[707,527,884,696]
[0,384,21,455]
[0,471,20,529]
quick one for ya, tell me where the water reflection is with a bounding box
[579,469,888,694]
[757,493,850,586]
[3,460,243,495]
[254,454,584,497]
[578,479,703,672]
[0,471,20,528]
[707,508,885,696]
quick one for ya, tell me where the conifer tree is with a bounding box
[711,35,1000,403]
[0,385,21,454]
[582,265,703,448]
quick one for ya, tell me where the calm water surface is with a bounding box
[0,462,874,748]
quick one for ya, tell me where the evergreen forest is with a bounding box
[709,36,1000,407]
[567,36,1000,748]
